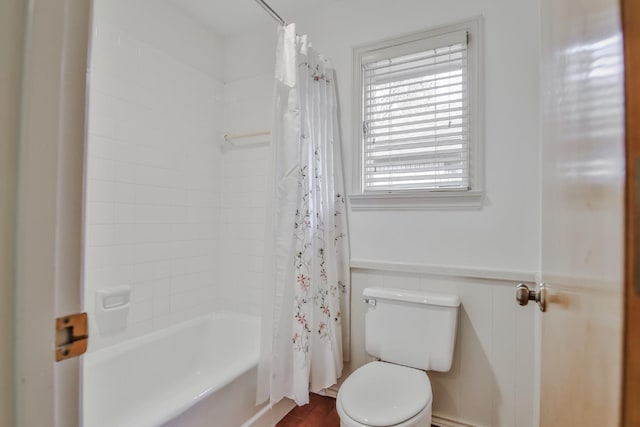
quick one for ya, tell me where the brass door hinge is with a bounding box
[55,312,88,361]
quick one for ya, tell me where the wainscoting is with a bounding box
[348,261,538,427]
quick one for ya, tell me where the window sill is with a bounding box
[349,190,484,211]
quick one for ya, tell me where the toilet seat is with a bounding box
[337,362,432,427]
[336,397,431,427]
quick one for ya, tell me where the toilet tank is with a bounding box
[364,287,460,372]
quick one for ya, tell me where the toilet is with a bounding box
[337,287,460,427]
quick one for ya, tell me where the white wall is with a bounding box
[94,0,224,80]
[223,29,277,83]
[0,0,23,424]
[85,0,225,350]
[295,0,540,272]
[223,0,541,271]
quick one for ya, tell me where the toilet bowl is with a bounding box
[336,288,460,427]
[336,362,432,427]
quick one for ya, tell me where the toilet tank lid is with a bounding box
[363,287,461,307]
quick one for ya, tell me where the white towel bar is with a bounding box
[223,131,270,142]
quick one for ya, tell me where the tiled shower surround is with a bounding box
[85,0,277,350]
[84,8,271,350]
[218,74,273,315]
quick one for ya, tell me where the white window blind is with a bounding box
[362,30,470,192]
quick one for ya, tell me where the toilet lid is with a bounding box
[339,361,431,426]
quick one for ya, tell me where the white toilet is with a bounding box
[337,287,460,427]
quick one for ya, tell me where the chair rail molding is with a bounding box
[350,259,537,284]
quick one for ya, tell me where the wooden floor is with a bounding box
[275,393,437,427]
[276,394,340,427]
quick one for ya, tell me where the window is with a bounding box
[351,18,483,209]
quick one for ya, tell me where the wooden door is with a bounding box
[622,0,640,425]
[14,1,90,426]
[539,0,625,425]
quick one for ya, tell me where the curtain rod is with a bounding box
[254,0,287,26]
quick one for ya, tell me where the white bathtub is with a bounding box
[82,312,284,427]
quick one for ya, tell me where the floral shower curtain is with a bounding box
[257,24,350,407]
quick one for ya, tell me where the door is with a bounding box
[622,0,640,424]
[539,0,625,425]
[14,1,91,426]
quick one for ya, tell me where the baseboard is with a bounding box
[432,414,478,427]
[240,398,296,427]
[315,386,338,398]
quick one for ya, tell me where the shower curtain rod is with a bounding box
[254,0,287,26]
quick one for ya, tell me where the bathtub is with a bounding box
[83,312,292,427]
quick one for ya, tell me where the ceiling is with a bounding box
[168,0,341,37]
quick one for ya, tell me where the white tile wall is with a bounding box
[217,74,273,315]
[84,17,224,351]
[350,268,536,427]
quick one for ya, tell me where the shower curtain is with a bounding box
[257,23,350,407]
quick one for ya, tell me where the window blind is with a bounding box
[362,30,470,192]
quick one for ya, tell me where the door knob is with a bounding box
[515,283,547,312]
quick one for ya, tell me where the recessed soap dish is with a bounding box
[95,286,131,337]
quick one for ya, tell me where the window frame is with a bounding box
[350,17,484,210]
